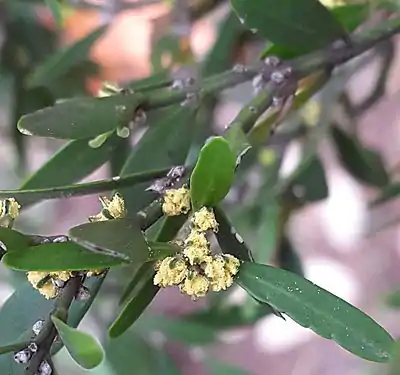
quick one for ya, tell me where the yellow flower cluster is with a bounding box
[0,198,21,226]
[162,186,191,216]
[27,271,72,299]
[153,207,240,299]
[89,193,127,222]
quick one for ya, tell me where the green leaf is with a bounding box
[135,315,216,345]
[51,316,104,369]
[119,262,155,305]
[202,11,244,77]
[260,4,368,59]
[148,242,180,261]
[29,26,106,88]
[230,0,346,52]
[214,207,254,262]
[205,358,251,375]
[331,125,389,187]
[282,155,328,203]
[125,70,171,91]
[2,242,125,271]
[224,123,251,160]
[44,0,63,27]
[372,182,400,206]
[69,218,149,262]
[102,333,180,375]
[20,138,118,191]
[0,227,31,251]
[120,106,197,213]
[190,137,236,210]
[276,235,304,277]
[0,284,54,375]
[236,262,395,362]
[18,91,143,140]
[109,276,159,338]
[0,167,171,206]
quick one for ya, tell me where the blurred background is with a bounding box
[1,0,400,374]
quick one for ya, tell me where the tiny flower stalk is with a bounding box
[0,198,21,228]
[154,205,241,299]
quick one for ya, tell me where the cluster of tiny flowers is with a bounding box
[26,193,125,299]
[88,192,127,222]
[154,206,240,299]
[0,198,20,226]
[162,186,191,216]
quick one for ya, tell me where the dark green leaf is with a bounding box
[214,207,254,262]
[44,0,63,27]
[224,123,251,159]
[230,0,346,52]
[51,316,104,369]
[202,11,244,77]
[276,235,304,277]
[102,332,180,375]
[120,106,197,213]
[260,4,368,59]
[148,242,180,261]
[18,92,143,139]
[1,167,170,205]
[372,182,400,206]
[109,277,159,338]
[2,242,125,271]
[20,137,118,191]
[119,262,155,305]
[205,358,251,375]
[184,296,272,330]
[69,218,149,262]
[331,125,389,187]
[0,227,31,251]
[29,26,106,88]
[190,137,236,210]
[135,315,216,345]
[283,155,328,203]
[0,284,54,375]
[237,262,395,362]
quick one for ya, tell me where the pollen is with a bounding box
[153,257,188,287]
[192,207,218,232]
[184,229,209,248]
[179,273,209,299]
[183,244,210,265]
[162,186,191,216]
[89,193,127,222]
[51,271,72,282]
[27,271,58,299]
[223,254,241,275]
[0,198,21,220]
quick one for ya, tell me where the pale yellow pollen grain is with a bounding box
[40,283,59,299]
[204,255,226,279]
[153,257,188,287]
[27,271,59,299]
[51,271,72,282]
[7,198,21,219]
[223,254,241,275]
[180,273,209,299]
[192,207,218,232]
[183,245,210,265]
[184,229,209,248]
[210,270,234,292]
[105,193,127,219]
[162,187,191,216]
